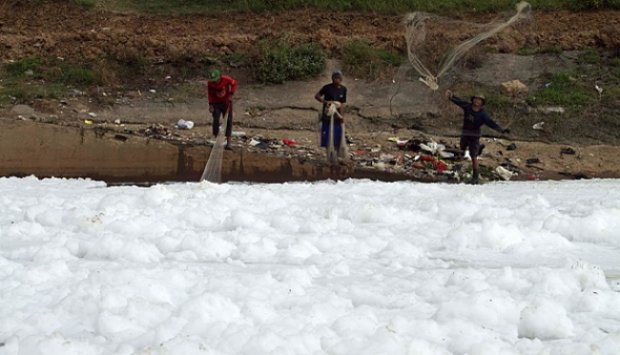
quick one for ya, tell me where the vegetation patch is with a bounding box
[0,58,101,104]
[527,72,595,108]
[71,0,96,8]
[341,40,403,80]
[526,49,620,108]
[252,39,326,84]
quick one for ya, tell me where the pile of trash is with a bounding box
[141,124,176,140]
[346,135,525,183]
[85,118,550,183]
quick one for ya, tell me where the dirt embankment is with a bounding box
[2,2,620,62]
[2,2,620,183]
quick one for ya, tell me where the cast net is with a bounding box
[404,1,531,91]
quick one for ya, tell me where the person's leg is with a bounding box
[459,135,469,160]
[470,138,481,184]
[320,117,329,148]
[225,103,233,149]
[333,121,343,148]
[212,104,223,137]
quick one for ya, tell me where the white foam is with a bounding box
[1,178,620,354]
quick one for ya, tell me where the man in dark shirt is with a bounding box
[446,90,510,184]
[315,70,347,149]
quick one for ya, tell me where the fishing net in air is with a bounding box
[404,1,531,91]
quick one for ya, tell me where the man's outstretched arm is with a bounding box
[483,112,510,134]
[445,90,469,109]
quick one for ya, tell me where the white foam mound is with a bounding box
[1,177,620,355]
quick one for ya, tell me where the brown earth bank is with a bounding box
[2,2,620,62]
[1,2,620,184]
[2,115,620,185]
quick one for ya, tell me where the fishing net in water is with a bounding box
[404,1,531,91]
[325,102,348,163]
[200,110,231,183]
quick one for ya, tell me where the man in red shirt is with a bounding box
[208,69,238,150]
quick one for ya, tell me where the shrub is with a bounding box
[341,40,403,80]
[254,39,326,84]
[59,66,97,86]
[72,0,96,8]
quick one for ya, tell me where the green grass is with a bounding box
[0,82,67,103]
[252,39,326,84]
[5,58,43,78]
[72,0,96,8]
[611,58,620,79]
[516,46,563,56]
[341,40,404,80]
[527,72,596,108]
[525,48,620,109]
[84,0,620,15]
[578,48,602,66]
[0,58,101,104]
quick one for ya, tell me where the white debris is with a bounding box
[495,166,515,181]
[176,119,194,130]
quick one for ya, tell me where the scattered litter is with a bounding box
[533,121,545,130]
[114,119,121,125]
[143,124,173,139]
[419,140,454,159]
[506,143,517,151]
[573,172,589,180]
[496,166,515,181]
[149,89,157,94]
[88,112,97,118]
[526,158,541,165]
[527,173,540,181]
[500,79,528,96]
[114,134,128,142]
[84,119,93,125]
[231,131,246,137]
[176,119,194,130]
[396,139,409,149]
[595,83,603,100]
[560,147,576,155]
[539,107,565,115]
[70,89,83,97]
[282,138,296,147]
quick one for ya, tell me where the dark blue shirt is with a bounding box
[450,96,503,137]
[319,83,347,103]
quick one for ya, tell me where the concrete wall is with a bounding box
[0,120,362,183]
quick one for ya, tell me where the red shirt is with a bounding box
[207,75,238,104]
